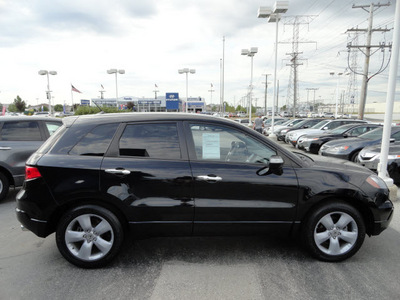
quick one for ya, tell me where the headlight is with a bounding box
[366,175,387,189]
[360,151,377,159]
[328,145,350,153]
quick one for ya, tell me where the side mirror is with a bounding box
[343,133,349,138]
[390,138,395,143]
[323,127,328,130]
[257,155,284,176]
[303,125,309,128]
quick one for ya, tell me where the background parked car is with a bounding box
[298,123,382,154]
[276,118,324,141]
[286,119,367,147]
[262,118,289,135]
[0,116,62,201]
[319,126,400,162]
[358,141,400,184]
[266,118,304,136]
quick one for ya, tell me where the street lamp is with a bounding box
[258,1,289,137]
[330,72,343,118]
[178,68,196,113]
[107,69,125,108]
[241,47,258,126]
[38,70,57,115]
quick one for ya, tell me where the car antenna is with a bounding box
[93,101,105,114]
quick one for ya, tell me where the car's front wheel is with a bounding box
[302,202,366,262]
[56,205,124,268]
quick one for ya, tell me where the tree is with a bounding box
[14,96,26,112]
[126,101,135,111]
[8,104,17,112]
[54,104,63,112]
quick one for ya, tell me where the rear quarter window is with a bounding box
[69,123,119,156]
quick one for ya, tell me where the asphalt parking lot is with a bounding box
[1,184,400,299]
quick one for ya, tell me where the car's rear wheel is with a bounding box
[56,205,124,268]
[0,172,10,201]
[302,202,365,262]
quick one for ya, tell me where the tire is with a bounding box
[350,150,360,162]
[0,172,10,202]
[302,202,366,262]
[56,205,124,268]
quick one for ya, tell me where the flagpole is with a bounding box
[71,88,74,112]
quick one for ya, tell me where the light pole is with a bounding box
[38,70,57,115]
[330,72,343,118]
[178,68,196,113]
[107,69,125,109]
[258,1,288,137]
[241,47,258,125]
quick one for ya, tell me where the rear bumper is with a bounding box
[16,207,50,238]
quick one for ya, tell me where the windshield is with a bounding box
[358,127,383,140]
[311,120,330,129]
[328,124,356,135]
[292,119,312,129]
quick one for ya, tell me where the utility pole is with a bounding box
[153,84,159,99]
[346,2,391,119]
[306,88,318,113]
[262,74,271,116]
[281,15,317,118]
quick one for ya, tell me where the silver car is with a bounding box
[358,141,400,184]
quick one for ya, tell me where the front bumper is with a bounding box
[371,200,394,235]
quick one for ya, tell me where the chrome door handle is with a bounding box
[0,147,11,150]
[105,169,131,175]
[197,175,222,182]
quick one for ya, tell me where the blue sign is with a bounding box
[80,99,90,106]
[166,93,180,110]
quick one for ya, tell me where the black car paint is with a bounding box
[16,113,393,245]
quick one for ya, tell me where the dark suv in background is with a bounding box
[16,113,393,268]
[0,116,62,200]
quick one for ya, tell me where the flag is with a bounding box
[155,84,158,88]
[211,83,213,87]
[71,84,82,93]
[101,84,104,89]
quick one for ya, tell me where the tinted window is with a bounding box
[189,123,276,164]
[1,121,41,141]
[70,123,119,156]
[119,123,181,159]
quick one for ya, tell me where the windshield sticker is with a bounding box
[202,133,220,159]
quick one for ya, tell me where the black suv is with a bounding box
[0,116,62,200]
[16,113,393,268]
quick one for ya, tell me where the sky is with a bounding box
[0,0,398,110]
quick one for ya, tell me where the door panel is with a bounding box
[185,122,299,235]
[100,122,194,236]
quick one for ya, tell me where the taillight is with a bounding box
[25,166,42,180]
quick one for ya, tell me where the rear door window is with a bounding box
[118,123,181,159]
[0,121,42,141]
